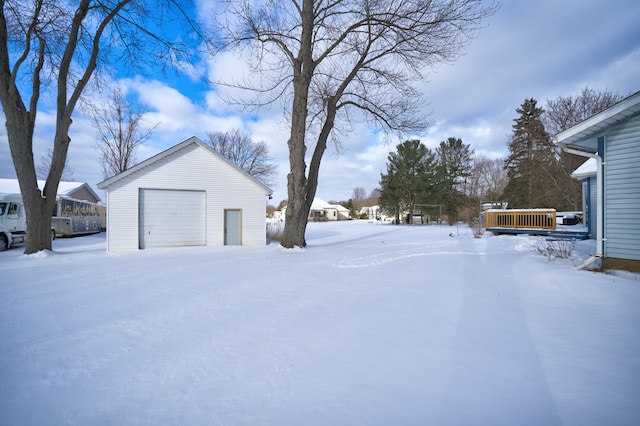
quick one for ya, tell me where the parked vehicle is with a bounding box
[51,195,106,238]
[0,194,27,251]
[0,193,106,251]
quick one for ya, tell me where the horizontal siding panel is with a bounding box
[604,113,640,261]
[105,183,140,252]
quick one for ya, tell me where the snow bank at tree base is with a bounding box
[1,222,638,425]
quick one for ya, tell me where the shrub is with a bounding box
[460,204,484,238]
[532,237,575,261]
[266,222,284,244]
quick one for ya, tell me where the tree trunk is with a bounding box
[2,81,70,253]
[22,189,56,253]
[5,120,58,254]
[280,0,315,249]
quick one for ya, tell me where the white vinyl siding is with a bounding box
[100,139,269,252]
[586,177,597,239]
[604,114,640,260]
[139,189,205,249]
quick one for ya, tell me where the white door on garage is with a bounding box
[224,209,242,245]
[139,189,206,249]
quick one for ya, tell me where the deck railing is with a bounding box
[485,209,556,230]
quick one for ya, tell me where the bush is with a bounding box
[266,222,284,244]
[460,204,484,238]
[532,237,575,261]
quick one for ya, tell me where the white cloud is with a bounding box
[3,0,638,206]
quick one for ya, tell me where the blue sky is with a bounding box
[1,0,639,204]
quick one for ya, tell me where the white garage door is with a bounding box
[139,189,206,249]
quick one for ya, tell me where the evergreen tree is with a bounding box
[435,137,474,222]
[379,140,436,223]
[503,99,557,208]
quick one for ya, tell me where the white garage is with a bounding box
[98,137,272,252]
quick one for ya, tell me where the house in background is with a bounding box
[309,197,350,221]
[0,179,101,204]
[275,197,351,222]
[97,136,272,252]
[556,90,640,271]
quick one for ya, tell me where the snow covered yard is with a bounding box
[1,221,638,425]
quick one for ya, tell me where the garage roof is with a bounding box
[98,136,273,195]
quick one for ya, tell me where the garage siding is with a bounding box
[101,139,269,251]
[604,114,640,261]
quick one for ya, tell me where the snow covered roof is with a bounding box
[571,158,597,179]
[310,197,332,210]
[310,197,349,212]
[0,178,101,202]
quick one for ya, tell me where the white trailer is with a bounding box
[51,195,106,237]
[0,193,106,251]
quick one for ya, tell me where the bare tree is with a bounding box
[205,129,277,187]
[351,187,366,213]
[543,86,624,137]
[38,144,75,181]
[543,87,625,210]
[0,0,200,254]
[213,0,499,248]
[85,87,158,180]
[469,154,507,202]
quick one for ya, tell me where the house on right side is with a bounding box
[556,90,640,272]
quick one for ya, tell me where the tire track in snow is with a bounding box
[336,248,487,268]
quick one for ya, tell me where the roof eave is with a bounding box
[97,136,273,196]
[555,91,640,149]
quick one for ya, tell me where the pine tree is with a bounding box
[379,140,436,223]
[435,137,474,222]
[504,99,557,208]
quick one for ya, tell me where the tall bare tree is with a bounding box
[213,0,499,248]
[468,154,507,202]
[351,187,366,213]
[543,87,625,210]
[85,87,158,180]
[543,86,624,138]
[38,144,75,181]
[205,129,277,186]
[0,0,199,254]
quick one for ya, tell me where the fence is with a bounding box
[485,209,556,230]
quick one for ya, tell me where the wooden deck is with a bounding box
[485,209,588,239]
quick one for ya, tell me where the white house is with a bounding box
[97,136,272,252]
[309,197,350,221]
[556,90,640,271]
[275,197,351,222]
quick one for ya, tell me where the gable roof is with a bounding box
[0,179,101,202]
[571,158,597,179]
[97,136,273,195]
[310,197,332,210]
[555,90,640,151]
